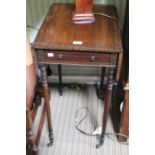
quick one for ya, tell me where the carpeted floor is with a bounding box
[33,85,128,155]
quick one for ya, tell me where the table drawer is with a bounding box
[37,50,117,66]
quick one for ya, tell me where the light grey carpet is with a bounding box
[33,85,128,155]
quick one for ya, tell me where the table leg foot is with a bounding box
[47,131,54,147]
[96,136,105,149]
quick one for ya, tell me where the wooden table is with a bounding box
[32,3,123,148]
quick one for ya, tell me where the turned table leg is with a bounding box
[96,68,114,148]
[26,110,38,155]
[40,65,54,146]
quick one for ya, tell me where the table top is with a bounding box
[33,3,123,53]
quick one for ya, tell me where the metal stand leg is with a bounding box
[96,68,114,148]
[40,65,54,146]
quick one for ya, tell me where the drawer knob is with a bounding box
[58,54,64,60]
[90,56,96,62]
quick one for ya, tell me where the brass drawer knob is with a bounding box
[90,56,96,62]
[58,54,64,60]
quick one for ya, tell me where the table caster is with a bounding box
[47,132,54,147]
[96,136,104,149]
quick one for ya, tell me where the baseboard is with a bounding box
[47,74,103,85]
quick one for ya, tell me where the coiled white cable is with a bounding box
[75,106,129,145]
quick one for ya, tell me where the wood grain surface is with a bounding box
[33,3,122,53]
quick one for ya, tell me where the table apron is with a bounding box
[36,50,117,67]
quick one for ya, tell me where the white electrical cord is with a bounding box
[94,13,116,19]
[93,12,121,29]
[75,107,129,145]
[75,107,95,136]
